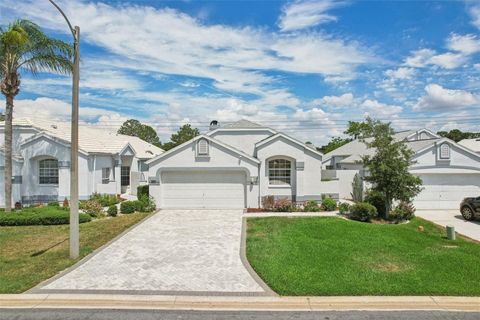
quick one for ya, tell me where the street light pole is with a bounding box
[48,0,80,259]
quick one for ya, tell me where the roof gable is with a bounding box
[146,134,261,165]
[20,132,89,155]
[255,132,323,157]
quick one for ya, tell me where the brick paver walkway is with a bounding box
[40,210,266,294]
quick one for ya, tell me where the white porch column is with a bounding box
[114,156,121,194]
[58,160,71,201]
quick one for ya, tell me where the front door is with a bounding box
[121,166,130,188]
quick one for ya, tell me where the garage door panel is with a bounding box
[413,174,480,210]
[161,171,246,209]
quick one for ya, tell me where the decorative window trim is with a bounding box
[197,139,209,157]
[439,143,450,160]
[268,158,292,186]
[39,158,59,185]
[102,167,111,184]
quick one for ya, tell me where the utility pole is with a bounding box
[48,0,80,259]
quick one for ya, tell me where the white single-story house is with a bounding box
[0,118,163,206]
[322,129,480,210]
[147,120,324,209]
[459,138,480,154]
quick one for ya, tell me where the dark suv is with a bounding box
[460,197,480,221]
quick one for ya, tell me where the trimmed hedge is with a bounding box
[107,205,118,217]
[120,200,142,214]
[349,202,378,222]
[0,208,91,226]
[137,185,149,199]
[321,197,337,211]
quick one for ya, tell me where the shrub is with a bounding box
[107,205,118,217]
[261,195,275,210]
[0,207,91,226]
[14,202,22,210]
[321,196,337,211]
[273,198,294,212]
[47,201,60,207]
[364,190,386,218]
[138,195,156,213]
[338,202,350,215]
[303,200,320,212]
[63,197,69,208]
[351,173,363,202]
[137,185,149,199]
[79,200,104,217]
[90,193,119,207]
[120,200,142,214]
[390,202,415,221]
[349,202,378,222]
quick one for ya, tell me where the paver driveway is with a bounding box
[40,210,267,295]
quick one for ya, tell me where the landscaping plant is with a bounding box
[261,195,275,211]
[303,200,320,212]
[107,205,118,217]
[349,202,377,222]
[321,196,337,211]
[338,202,350,215]
[390,202,415,221]
[273,198,294,212]
[0,207,91,226]
[90,193,119,207]
[79,200,104,217]
[364,189,386,217]
[359,118,423,219]
[351,173,363,202]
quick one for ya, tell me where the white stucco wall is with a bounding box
[19,137,91,202]
[148,139,260,208]
[411,142,480,173]
[209,129,273,155]
[255,136,322,202]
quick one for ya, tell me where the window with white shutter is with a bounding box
[439,143,450,159]
[197,139,209,156]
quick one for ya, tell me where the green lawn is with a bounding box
[247,217,480,296]
[0,213,148,293]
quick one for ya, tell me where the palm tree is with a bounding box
[0,20,73,212]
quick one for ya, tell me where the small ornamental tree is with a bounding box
[360,118,423,219]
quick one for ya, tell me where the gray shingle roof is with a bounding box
[222,119,266,129]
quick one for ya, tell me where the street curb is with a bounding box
[0,294,479,312]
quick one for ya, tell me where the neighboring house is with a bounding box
[458,138,480,154]
[147,120,323,209]
[322,129,480,210]
[0,118,163,206]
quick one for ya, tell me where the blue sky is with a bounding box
[1,0,479,144]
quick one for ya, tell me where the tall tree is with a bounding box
[118,119,162,147]
[319,137,351,154]
[162,124,200,151]
[344,120,369,139]
[0,20,72,212]
[360,118,422,219]
[437,129,480,142]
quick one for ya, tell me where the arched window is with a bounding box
[439,143,450,159]
[268,158,291,185]
[197,139,209,156]
[39,159,59,184]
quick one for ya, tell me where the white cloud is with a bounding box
[278,0,345,32]
[469,4,480,30]
[8,97,130,125]
[404,49,466,69]
[385,67,416,80]
[0,0,373,100]
[413,84,480,111]
[360,99,403,117]
[313,93,354,107]
[404,49,436,68]
[446,33,480,55]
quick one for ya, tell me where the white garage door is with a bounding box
[161,171,246,209]
[413,174,480,210]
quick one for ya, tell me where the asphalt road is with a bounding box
[0,309,478,320]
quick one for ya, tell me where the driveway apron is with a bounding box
[38,210,267,295]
